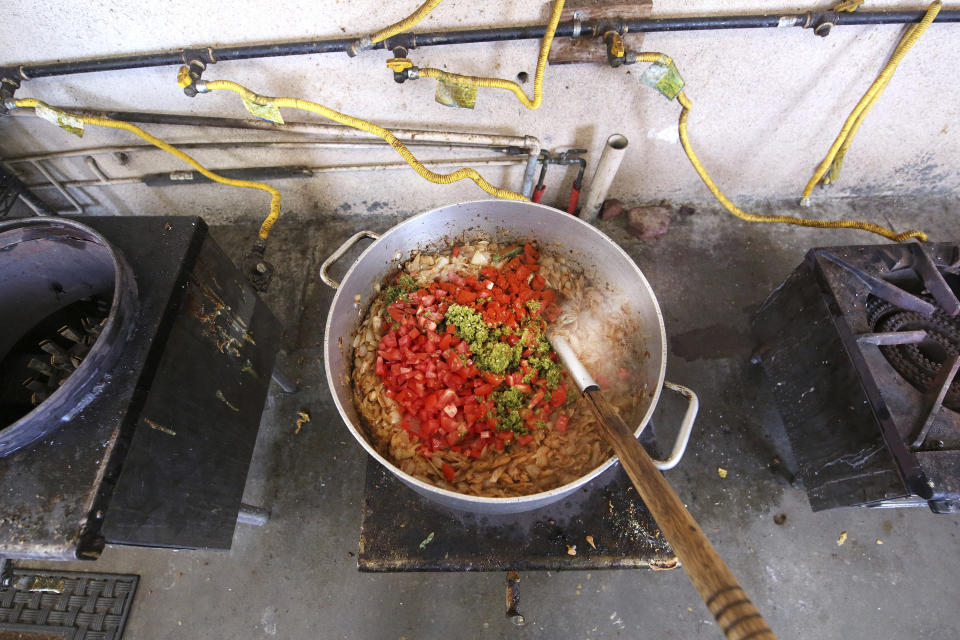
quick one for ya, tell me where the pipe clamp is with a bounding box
[571,11,583,40]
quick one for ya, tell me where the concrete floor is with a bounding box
[19,195,960,639]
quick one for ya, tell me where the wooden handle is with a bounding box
[585,390,777,640]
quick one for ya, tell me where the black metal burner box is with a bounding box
[0,216,281,560]
[752,241,960,514]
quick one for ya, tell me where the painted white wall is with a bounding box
[2,1,957,221]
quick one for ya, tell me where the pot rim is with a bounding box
[323,200,667,507]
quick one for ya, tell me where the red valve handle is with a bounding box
[532,185,546,203]
[567,186,580,215]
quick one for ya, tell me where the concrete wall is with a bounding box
[2,1,957,221]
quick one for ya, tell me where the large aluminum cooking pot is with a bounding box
[322,200,697,513]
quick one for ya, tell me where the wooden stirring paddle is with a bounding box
[549,334,777,640]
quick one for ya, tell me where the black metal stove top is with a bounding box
[358,429,676,572]
[753,241,960,513]
[0,216,281,559]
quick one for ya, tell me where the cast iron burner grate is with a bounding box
[867,296,960,410]
[753,241,960,513]
[0,296,110,428]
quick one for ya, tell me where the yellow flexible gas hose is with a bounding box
[627,51,925,241]
[675,90,926,242]
[203,79,528,201]
[832,0,865,12]
[417,0,565,109]
[371,0,444,44]
[804,0,941,198]
[14,97,283,240]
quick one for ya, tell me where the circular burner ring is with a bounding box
[867,296,960,410]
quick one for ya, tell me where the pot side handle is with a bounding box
[319,230,381,289]
[652,381,699,471]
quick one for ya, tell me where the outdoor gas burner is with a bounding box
[752,241,960,514]
[0,216,281,560]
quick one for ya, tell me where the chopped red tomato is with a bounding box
[523,242,539,262]
[482,372,505,386]
[373,242,570,458]
[442,462,456,482]
[472,383,493,397]
[550,386,567,406]
[528,388,545,409]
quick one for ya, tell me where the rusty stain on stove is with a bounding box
[14,575,66,593]
[505,571,525,626]
[216,390,240,412]
[649,556,680,571]
[190,277,257,360]
[144,418,176,437]
[240,359,260,379]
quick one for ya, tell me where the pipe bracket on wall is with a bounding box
[0,67,23,114]
[804,10,840,37]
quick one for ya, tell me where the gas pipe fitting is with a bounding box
[348,36,374,57]
[803,10,839,37]
[241,239,274,292]
[177,48,216,97]
[386,47,417,83]
[0,67,23,115]
[604,32,626,67]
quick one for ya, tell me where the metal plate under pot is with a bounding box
[322,200,697,514]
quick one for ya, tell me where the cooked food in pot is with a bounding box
[351,240,644,497]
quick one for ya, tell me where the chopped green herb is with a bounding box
[492,388,529,434]
[493,387,527,411]
[493,246,524,262]
[445,304,527,373]
[474,341,515,373]
[535,338,551,356]
[383,273,419,306]
[445,304,489,345]
[504,343,521,370]
[544,367,562,389]
[383,286,404,305]
[499,410,524,433]
[419,531,435,550]
[526,352,564,389]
